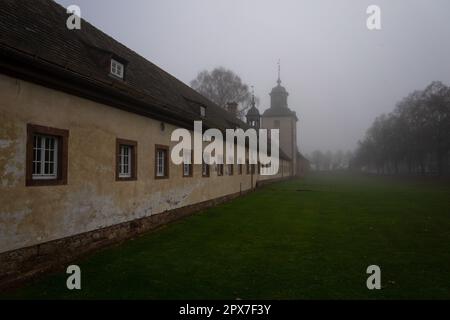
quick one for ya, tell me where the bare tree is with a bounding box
[191,67,255,118]
[311,150,324,171]
[353,81,450,176]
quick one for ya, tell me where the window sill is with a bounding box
[116,177,137,182]
[26,178,67,187]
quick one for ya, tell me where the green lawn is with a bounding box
[3,173,450,299]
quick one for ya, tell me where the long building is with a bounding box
[0,0,304,287]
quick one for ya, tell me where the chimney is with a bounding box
[226,102,238,116]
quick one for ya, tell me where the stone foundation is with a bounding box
[0,176,293,290]
[0,189,252,290]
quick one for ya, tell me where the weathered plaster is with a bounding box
[0,74,288,254]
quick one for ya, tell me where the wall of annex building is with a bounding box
[0,74,293,254]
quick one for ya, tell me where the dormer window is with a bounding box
[200,106,206,118]
[110,59,124,79]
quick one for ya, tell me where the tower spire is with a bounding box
[251,85,256,108]
[277,59,281,85]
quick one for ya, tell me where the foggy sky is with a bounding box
[56,0,450,155]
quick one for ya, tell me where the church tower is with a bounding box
[246,89,260,128]
[261,63,298,175]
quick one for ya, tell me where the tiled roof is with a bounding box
[0,0,247,130]
[0,0,291,160]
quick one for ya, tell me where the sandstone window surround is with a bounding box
[116,138,137,181]
[202,154,210,177]
[183,150,193,178]
[155,145,169,179]
[26,124,69,187]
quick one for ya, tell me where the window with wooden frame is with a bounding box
[200,106,206,118]
[202,161,210,177]
[110,59,125,79]
[227,164,234,176]
[202,153,210,177]
[155,145,169,179]
[116,139,137,181]
[182,149,193,177]
[26,124,69,187]
[217,163,224,176]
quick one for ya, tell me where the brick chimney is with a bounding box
[226,102,238,116]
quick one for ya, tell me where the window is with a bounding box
[217,164,224,176]
[227,164,234,176]
[119,145,132,178]
[202,154,210,177]
[111,59,124,79]
[246,160,250,174]
[238,164,243,175]
[200,106,206,118]
[33,135,58,179]
[202,162,210,177]
[26,124,69,186]
[116,139,137,181]
[183,163,191,177]
[183,150,193,177]
[155,145,169,179]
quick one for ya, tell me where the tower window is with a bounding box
[110,59,124,79]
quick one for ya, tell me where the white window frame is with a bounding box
[111,59,124,79]
[227,164,233,176]
[182,149,192,177]
[183,163,191,177]
[119,145,132,178]
[200,106,206,118]
[202,153,210,177]
[156,149,166,177]
[202,162,208,176]
[32,134,58,180]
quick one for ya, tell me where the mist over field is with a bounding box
[55,0,450,155]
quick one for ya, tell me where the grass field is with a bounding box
[3,173,450,299]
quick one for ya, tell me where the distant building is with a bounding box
[247,70,308,177]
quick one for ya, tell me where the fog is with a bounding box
[56,0,450,155]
